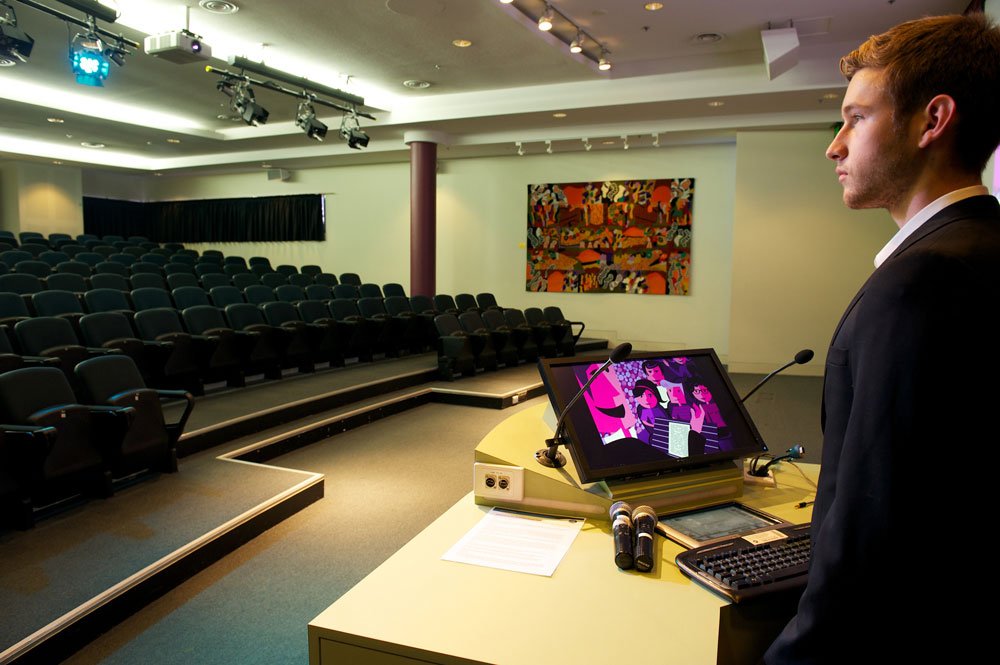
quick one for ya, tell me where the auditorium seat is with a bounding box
[0,292,32,327]
[19,243,49,258]
[195,263,224,277]
[275,285,307,303]
[460,311,517,368]
[433,294,460,315]
[130,261,161,275]
[179,306,252,386]
[60,244,86,258]
[79,311,172,388]
[249,263,271,276]
[75,252,104,267]
[275,264,298,277]
[123,247,145,259]
[300,265,322,277]
[89,273,130,291]
[129,273,167,291]
[295,300,354,365]
[45,273,88,294]
[304,284,333,302]
[55,260,92,277]
[232,273,260,290]
[164,262,194,275]
[476,293,501,311]
[504,308,556,357]
[131,287,174,311]
[166,273,199,290]
[13,316,120,391]
[359,283,383,299]
[84,288,134,319]
[385,296,432,352]
[432,313,478,380]
[483,308,537,362]
[39,251,70,267]
[224,256,248,268]
[526,307,573,356]
[15,260,52,278]
[329,299,378,361]
[260,272,288,289]
[248,256,272,271]
[288,273,312,288]
[31,290,86,330]
[263,301,338,366]
[1,250,33,268]
[133,308,209,395]
[226,303,311,374]
[0,273,44,297]
[454,293,479,313]
[200,273,231,290]
[383,283,406,298]
[543,306,585,345]
[314,273,338,287]
[171,287,211,310]
[95,261,129,277]
[0,326,59,374]
[171,254,196,266]
[107,253,134,266]
[0,423,58,528]
[140,253,168,267]
[223,263,251,277]
[244,285,277,305]
[201,250,224,264]
[333,284,359,300]
[209,286,244,308]
[339,272,362,286]
[358,297,408,357]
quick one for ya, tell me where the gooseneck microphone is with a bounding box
[610,501,634,570]
[631,505,658,573]
[536,342,632,469]
[740,349,814,403]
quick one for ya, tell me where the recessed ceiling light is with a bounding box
[403,79,431,89]
[821,93,839,100]
[693,33,724,44]
[80,141,106,148]
[601,140,616,145]
[644,2,664,10]
[707,100,725,107]
[154,172,163,176]
[452,39,472,48]
[199,0,239,14]
[52,160,63,165]
[553,112,567,118]
[47,117,65,124]
[261,163,271,168]
[167,138,181,144]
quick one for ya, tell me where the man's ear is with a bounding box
[917,94,958,148]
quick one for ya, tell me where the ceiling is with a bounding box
[0,0,970,176]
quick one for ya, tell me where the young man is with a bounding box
[766,14,1000,664]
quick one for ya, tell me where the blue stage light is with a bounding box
[70,35,110,87]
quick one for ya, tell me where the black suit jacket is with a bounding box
[766,195,1000,664]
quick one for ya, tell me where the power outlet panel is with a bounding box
[473,463,525,502]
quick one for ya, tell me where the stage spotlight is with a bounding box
[232,80,269,126]
[0,2,33,64]
[538,6,553,31]
[339,108,369,149]
[296,100,328,141]
[70,33,110,86]
[569,33,583,54]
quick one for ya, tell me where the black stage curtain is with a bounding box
[83,194,324,242]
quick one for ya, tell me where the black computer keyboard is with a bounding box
[674,523,811,603]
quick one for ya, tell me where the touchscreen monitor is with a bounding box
[539,349,767,483]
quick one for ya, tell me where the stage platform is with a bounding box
[0,339,608,664]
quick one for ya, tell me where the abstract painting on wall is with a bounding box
[526,178,694,295]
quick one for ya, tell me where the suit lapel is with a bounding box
[887,195,1000,262]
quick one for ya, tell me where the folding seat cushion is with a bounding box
[180,305,257,384]
[505,308,556,357]
[460,310,517,368]
[294,300,349,366]
[357,297,406,356]
[263,301,337,365]
[79,311,173,389]
[225,302,308,374]
[132,308,209,395]
[527,307,573,356]
[433,313,478,379]
[385,295,431,351]
[328,299,378,361]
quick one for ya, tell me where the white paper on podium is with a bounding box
[441,508,584,577]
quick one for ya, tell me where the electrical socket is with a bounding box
[473,462,524,501]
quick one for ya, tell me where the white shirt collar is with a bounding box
[874,185,989,267]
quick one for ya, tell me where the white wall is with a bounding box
[0,161,84,235]
[729,130,895,375]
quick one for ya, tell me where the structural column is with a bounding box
[404,131,450,297]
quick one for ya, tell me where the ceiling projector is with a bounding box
[143,30,211,64]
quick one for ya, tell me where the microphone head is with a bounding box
[631,505,657,522]
[610,342,632,364]
[794,349,814,364]
[610,501,632,519]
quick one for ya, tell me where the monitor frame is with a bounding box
[538,348,768,484]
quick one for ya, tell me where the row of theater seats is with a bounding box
[0,354,194,529]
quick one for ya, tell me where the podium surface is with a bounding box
[308,405,817,665]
